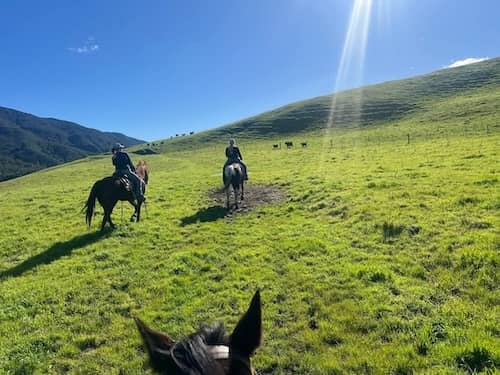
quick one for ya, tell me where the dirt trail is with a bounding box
[209,184,285,214]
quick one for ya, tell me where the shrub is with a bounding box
[382,222,405,240]
[456,346,498,373]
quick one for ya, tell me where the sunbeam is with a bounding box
[320,0,376,167]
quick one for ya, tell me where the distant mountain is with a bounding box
[0,107,145,181]
[161,57,500,150]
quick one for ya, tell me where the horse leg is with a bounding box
[108,213,116,229]
[129,198,138,222]
[240,181,244,201]
[107,201,117,229]
[234,186,239,209]
[101,209,115,231]
[226,186,230,209]
[136,202,142,222]
[101,212,108,232]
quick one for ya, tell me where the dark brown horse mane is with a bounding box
[136,291,261,375]
[148,323,228,375]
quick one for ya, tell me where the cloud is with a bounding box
[68,38,99,54]
[446,57,489,68]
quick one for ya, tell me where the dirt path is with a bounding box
[208,183,285,214]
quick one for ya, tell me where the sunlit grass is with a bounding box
[0,109,498,373]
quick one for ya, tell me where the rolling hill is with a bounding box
[0,59,499,374]
[158,57,500,151]
[0,106,145,181]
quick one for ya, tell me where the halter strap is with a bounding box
[208,344,252,371]
[207,345,229,359]
[154,344,254,374]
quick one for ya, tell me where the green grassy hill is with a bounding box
[0,106,145,181]
[156,57,499,152]
[0,61,499,374]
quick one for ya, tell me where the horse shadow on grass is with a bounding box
[0,230,109,279]
[180,205,227,226]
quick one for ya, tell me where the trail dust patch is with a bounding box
[209,184,285,215]
[180,184,285,225]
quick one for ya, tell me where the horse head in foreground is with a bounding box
[135,290,261,375]
[84,175,146,231]
[223,163,244,209]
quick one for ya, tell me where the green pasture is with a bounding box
[1,115,499,373]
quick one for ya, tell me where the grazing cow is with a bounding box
[285,141,293,149]
[273,144,280,150]
[301,142,308,148]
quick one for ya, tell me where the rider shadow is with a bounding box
[0,231,108,279]
[180,206,227,226]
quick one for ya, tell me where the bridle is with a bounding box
[154,344,255,374]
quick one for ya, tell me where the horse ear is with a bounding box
[230,290,262,356]
[134,317,175,358]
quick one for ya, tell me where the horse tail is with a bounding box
[232,165,243,187]
[84,181,99,227]
[223,165,232,190]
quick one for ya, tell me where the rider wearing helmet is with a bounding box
[223,138,248,182]
[111,143,145,203]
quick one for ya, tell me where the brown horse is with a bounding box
[223,163,244,209]
[135,160,149,192]
[135,290,262,375]
[84,175,145,231]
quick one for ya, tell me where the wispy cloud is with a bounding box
[68,37,99,54]
[446,57,489,68]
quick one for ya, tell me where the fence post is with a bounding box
[407,133,410,145]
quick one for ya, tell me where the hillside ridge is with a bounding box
[160,57,499,150]
[0,106,145,181]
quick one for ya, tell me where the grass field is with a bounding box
[1,63,500,374]
[1,121,498,374]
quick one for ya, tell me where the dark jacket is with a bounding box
[225,146,243,160]
[112,151,135,172]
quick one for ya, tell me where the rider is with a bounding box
[223,138,248,182]
[111,143,145,203]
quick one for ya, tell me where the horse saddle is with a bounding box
[113,175,133,192]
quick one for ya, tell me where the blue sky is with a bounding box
[1,0,498,141]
